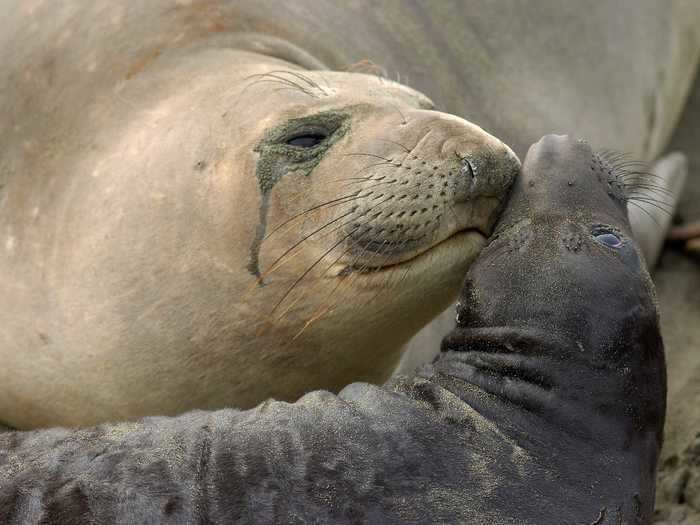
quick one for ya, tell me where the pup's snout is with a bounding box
[494,134,629,234]
[522,135,593,181]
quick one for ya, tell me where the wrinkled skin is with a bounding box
[0,136,665,523]
[0,1,695,428]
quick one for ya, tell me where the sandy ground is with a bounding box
[652,70,700,524]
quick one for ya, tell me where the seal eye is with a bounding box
[594,232,622,248]
[286,133,327,148]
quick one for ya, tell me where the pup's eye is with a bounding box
[594,232,622,248]
[286,134,327,148]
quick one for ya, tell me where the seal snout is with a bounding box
[522,134,593,179]
[498,133,630,229]
[335,112,520,269]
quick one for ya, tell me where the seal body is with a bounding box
[0,136,666,523]
[0,1,695,428]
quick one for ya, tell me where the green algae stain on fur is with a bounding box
[248,111,351,279]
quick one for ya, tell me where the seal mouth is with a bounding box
[337,227,487,275]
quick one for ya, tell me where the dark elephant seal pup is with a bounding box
[0,136,665,523]
[0,45,518,429]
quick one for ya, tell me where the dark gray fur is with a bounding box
[0,136,665,524]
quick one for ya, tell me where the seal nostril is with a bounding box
[461,159,476,180]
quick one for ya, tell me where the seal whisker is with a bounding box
[315,71,333,89]
[272,87,321,96]
[622,174,677,193]
[613,159,648,167]
[267,291,308,330]
[261,209,356,280]
[291,242,368,337]
[346,59,388,80]
[356,239,411,307]
[361,179,399,192]
[259,191,398,286]
[264,69,326,93]
[291,300,333,339]
[242,79,316,99]
[619,173,670,186]
[368,253,412,308]
[411,127,435,154]
[626,189,674,205]
[242,74,318,98]
[263,192,362,242]
[271,226,361,315]
[625,182,675,197]
[243,244,307,298]
[314,193,399,244]
[344,152,395,162]
[627,200,662,227]
[626,193,673,210]
[626,198,673,216]
[243,71,315,91]
[387,103,408,125]
[598,149,629,162]
[337,176,380,186]
[445,201,460,226]
[333,160,398,185]
[254,78,318,98]
[375,138,411,153]
[619,169,666,179]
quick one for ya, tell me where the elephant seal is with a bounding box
[0,135,666,523]
[1,0,696,429]
[0,46,518,429]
